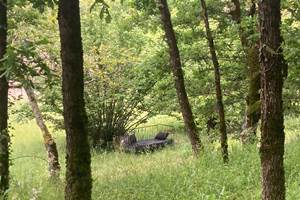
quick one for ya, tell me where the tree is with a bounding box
[259,0,287,199]
[58,0,92,199]
[0,0,9,196]
[228,0,261,138]
[156,0,202,156]
[24,85,60,177]
[200,0,228,162]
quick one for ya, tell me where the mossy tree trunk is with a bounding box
[244,45,260,132]
[156,0,202,157]
[58,0,92,199]
[230,0,261,137]
[24,86,60,177]
[0,0,9,197]
[200,0,228,163]
[259,0,287,199]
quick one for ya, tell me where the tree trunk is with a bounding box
[0,0,9,196]
[156,0,202,156]
[58,0,92,199]
[230,0,261,137]
[244,45,260,132]
[24,86,60,177]
[200,0,228,163]
[259,0,287,199]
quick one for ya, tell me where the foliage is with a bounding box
[7,0,300,143]
[9,0,58,12]
[282,0,300,114]
[3,4,62,127]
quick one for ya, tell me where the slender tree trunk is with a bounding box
[230,0,261,137]
[156,0,202,156]
[259,0,287,199]
[0,0,9,196]
[200,0,228,163]
[58,0,92,199]
[24,86,60,177]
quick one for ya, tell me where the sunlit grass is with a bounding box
[6,116,300,199]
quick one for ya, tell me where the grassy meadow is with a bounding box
[7,116,300,200]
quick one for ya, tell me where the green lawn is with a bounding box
[8,116,300,200]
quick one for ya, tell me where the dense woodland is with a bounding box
[0,0,299,199]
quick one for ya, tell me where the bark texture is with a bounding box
[259,0,287,199]
[0,0,9,196]
[58,0,92,199]
[200,0,228,163]
[230,0,261,137]
[157,0,202,156]
[24,86,60,177]
[245,45,260,131]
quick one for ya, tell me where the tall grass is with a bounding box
[7,116,300,199]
